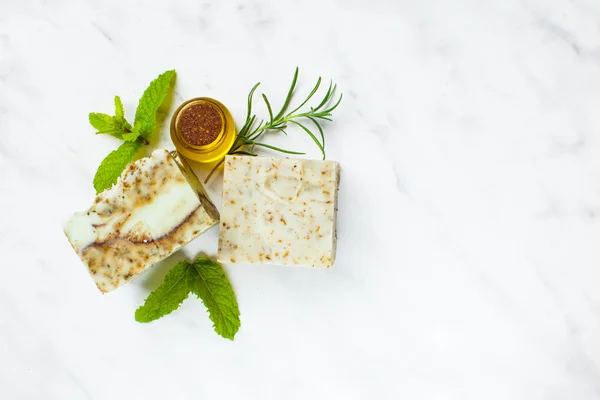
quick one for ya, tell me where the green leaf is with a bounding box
[188,257,241,340]
[89,112,134,140]
[134,256,241,340]
[93,141,142,194]
[134,70,176,139]
[114,96,124,118]
[313,80,333,111]
[322,92,343,114]
[121,131,140,142]
[273,67,298,120]
[241,115,257,138]
[252,141,305,155]
[288,76,321,116]
[89,113,116,132]
[119,118,134,133]
[135,262,191,323]
[289,119,325,159]
[246,82,260,122]
[262,93,273,123]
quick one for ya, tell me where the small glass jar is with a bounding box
[170,97,237,164]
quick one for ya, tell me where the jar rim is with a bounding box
[170,97,237,164]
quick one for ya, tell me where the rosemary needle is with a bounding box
[204,67,342,183]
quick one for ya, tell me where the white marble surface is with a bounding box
[2,0,600,398]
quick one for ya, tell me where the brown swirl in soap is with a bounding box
[82,205,213,293]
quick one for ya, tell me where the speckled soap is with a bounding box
[218,155,340,268]
[64,149,220,292]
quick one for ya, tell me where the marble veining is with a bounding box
[1,0,600,399]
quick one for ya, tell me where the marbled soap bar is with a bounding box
[218,155,340,268]
[64,149,219,292]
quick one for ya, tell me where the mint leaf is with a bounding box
[134,70,176,139]
[89,112,134,140]
[134,256,241,340]
[114,96,124,118]
[89,113,116,132]
[121,131,140,142]
[113,95,134,134]
[117,118,134,134]
[188,257,241,340]
[93,141,142,194]
[135,261,191,323]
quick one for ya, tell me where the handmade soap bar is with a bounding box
[218,155,340,268]
[64,149,219,292]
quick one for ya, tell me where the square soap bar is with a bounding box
[64,149,220,292]
[218,155,340,268]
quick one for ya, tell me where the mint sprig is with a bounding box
[89,70,176,194]
[135,256,241,340]
[188,258,241,340]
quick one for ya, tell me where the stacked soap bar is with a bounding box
[64,149,219,292]
[218,155,340,268]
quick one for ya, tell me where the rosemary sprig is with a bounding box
[204,67,342,183]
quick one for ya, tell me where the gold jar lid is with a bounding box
[170,97,236,164]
